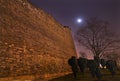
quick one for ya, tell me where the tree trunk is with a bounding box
[94,56,100,67]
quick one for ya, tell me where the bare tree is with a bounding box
[77,18,120,59]
[104,52,120,60]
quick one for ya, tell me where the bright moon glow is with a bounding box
[77,18,82,23]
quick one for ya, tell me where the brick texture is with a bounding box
[0,0,77,80]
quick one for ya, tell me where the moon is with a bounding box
[77,18,82,23]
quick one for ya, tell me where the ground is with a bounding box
[49,69,120,81]
[0,69,120,81]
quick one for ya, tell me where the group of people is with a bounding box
[68,56,117,80]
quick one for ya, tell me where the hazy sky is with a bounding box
[28,0,120,58]
[28,0,120,32]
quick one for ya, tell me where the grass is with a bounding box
[49,69,120,81]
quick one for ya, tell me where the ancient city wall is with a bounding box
[0,0,76,80]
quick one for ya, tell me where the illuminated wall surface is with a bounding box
[0,0,76,79]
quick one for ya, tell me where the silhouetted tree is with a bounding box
[87,60,102,80]
[104,52,119,69]
[105,52,120,61]
[68,56,78,79]
[100,59,106,68]
[77,18,120,59]
[106,60,116,77]
[77,57,87,74]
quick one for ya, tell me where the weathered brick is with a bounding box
[0,0,77,80]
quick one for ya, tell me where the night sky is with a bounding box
[28,0,120,32]
[28,0,120,58]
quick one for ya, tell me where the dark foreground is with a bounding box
[49,69,120,81]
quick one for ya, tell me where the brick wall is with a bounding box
[0,0,77,80]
